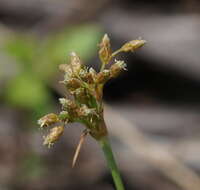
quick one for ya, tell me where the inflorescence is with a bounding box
[38,34,146,151]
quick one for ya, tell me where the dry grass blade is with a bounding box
[72,130,88,168]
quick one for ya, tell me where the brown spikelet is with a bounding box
[121,39,146,52]
[99,34,112,64]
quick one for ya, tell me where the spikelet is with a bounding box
[99,34,112,64]
[38,113,59,128]
[120,39,146,52]
[43,126,64,147]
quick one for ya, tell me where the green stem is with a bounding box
[100,61,106,72]
[99,136,125,190]
[111,49,122,58]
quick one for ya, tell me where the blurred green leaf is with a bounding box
[4,35,37,70]
[4,73,51,111]
[49,24,102,61]
[34,24,102,79]
[2,24,102,117]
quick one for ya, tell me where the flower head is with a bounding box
[120,39,146,52]
[99,34,112,64]
[110,60,127,78]
[43,126,64,147]
[38,34,145,165]
[38,113,59,128]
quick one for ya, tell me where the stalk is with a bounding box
[38,34,145,190]
[99,136,125,190]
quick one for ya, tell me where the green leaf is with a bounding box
[4,73,51,111]
[4,35,37,70]
[34,24,102,79]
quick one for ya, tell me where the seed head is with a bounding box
[96,69,110,84]
[89,67,97,77]
[38,113,59,128]
[99,34,112,64]
[43,126,64,147]
[110,60,127,78]
[59,64,74,79]
[121,39,146,52]
[82,73,94,84]
[77,105,96,117]
[59,111,69,122]
[74,88,88,104]
[65,78,82,92]
[70,52,82,74]
[59,98,77,110]
[38,34,146,160]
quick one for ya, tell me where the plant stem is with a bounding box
[99,136,125,190]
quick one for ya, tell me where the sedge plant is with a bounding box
[38,34,146,190]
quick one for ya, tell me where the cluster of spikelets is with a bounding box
[38,34,146,148]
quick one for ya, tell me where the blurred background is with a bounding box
[1,0,200,189]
